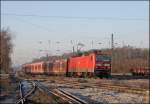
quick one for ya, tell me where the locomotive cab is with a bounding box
[94,53,111,78]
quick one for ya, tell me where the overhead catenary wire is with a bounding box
[6,15,53,33]
[2,13,147,50]
[2,13,148,21]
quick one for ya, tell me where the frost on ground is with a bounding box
[41,77,149,104]
[0,76,19,104]
[62,88,149,104]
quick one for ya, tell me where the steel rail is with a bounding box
[97,84,149,95]
[51,80,149,96]
[16,81,36,104]
[34,81,87,104]
[55,88,87,104]
[56,80,148,95]
[34,81,61,104]
[15,82,24,104]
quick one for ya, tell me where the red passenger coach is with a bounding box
[52,59,67,75]
[44,61,53,75]
[67,50,111,77]
[30,61,46,74]
[22,64,31,74]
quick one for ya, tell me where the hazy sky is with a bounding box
[1,1,149,66]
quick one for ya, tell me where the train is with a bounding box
[22,50,112,78]
[130,67,149,76]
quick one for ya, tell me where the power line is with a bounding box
[8,16,53,33]
[2,13,148,21]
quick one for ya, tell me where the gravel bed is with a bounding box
[0,76,19,104]
[62,87,149,104]
[38,77,149,104]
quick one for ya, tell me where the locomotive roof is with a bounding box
[25,61,45,65]
[71,49,110,57]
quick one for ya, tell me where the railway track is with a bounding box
[16,81,36,104]
[34,80,87,104]
[16,80,87,104]
[38,79,149,104]
[95,83,149,95]
[43,80,149,96]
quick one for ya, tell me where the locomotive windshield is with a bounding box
[96,55,111,61]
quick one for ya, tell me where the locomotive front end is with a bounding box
[94,54,111,78]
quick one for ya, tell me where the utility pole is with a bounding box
[48,40,51,54]
[48,40,51,61]
[73,46,75,54]
[111,33,114,75]
[98,42,102,50]
[91,40,93,49]
[71,40,75,54]
[111,33,114,50]
[56,41,60,55]
[122,41,125,47]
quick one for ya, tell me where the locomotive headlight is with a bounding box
[104,64,110,66]
[96,64,102,66]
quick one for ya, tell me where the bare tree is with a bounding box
[101,46,149,73]
[0,28,13,74]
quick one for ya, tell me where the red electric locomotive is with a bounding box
[67,50,111,78]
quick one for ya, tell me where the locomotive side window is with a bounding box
[43,64,46,69]
[32,65,34,70]
[96,55,111,61]
[35,65,37,71]
[38,65,40,69]
[49,63,52,68]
